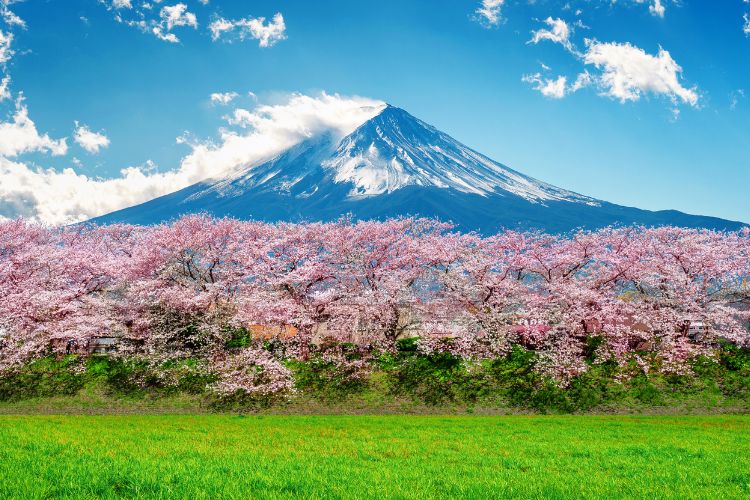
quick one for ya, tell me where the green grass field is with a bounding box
[1,415,748,498]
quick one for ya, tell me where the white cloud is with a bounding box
[102,1,283,46]
[474,0,505,27]
[0,93,385,225]
[528,17,573,52]
[0,0,24,28]
[0,157,179,225]
[0,75,9,101]
[107,2,198,43]
[210,91,238,105]
[649,0,665,18]
[241,14,286,47]
[633,0,666,17]
[0,2,21,107]
[0,29,12,65]
[522,8,697,110]
[744,13,750,36]
[73,122,111,154]
[570,70,593,92]
[636,0,666,18]
[522,68,594,99]
[208,17,233,39]
[522,73,568,99]
[181,93,384,176]
[583,40,698,106]
[151,3,197,43]
[151,29,178,43]
[209,12,286,47]
[160,3,196,31]
[0,97,68,157]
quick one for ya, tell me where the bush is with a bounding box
[386,344,486,405]
[2,344,750,412]
[290,344,371,402]
[717,345,750,398]
[0,356,85,401]
[224,327,252,349]
[86,356,153,394]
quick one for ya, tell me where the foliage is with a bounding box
[1,347,749,411]
[0,356,84,401]
[289,342,371,402]
[1,215,749,398]
[210,348,295,398]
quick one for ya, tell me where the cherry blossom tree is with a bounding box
[1,215,748,388]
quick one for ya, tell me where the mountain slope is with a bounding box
[94,105,745,232]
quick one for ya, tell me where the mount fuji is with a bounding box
[94,105,744,232]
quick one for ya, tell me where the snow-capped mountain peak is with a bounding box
[322,105,596,204]
[93,104,744,233]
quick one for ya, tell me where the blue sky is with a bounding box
[0,0,748,224]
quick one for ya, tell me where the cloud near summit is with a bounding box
[0,93,385,225]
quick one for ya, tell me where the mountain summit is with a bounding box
[94,105,743,232]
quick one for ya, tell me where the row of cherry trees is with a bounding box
[1,215,749,390]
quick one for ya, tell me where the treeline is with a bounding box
[0,215,749,400]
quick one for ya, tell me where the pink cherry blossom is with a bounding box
[0,215,748,388]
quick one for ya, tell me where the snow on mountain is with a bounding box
[93,105,744,233]
[324,105,595,204]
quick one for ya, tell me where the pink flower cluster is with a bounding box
[210,348,295,396]
[1,215,748,388]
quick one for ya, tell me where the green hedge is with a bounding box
[1,343,749,412]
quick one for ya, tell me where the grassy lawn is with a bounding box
[0,415,748,498]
